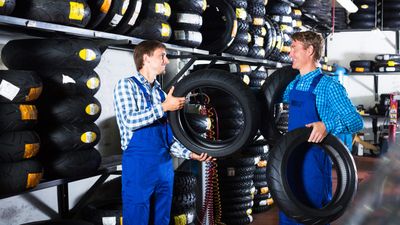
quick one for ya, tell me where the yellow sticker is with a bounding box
[242,75,250,85]
[85,103,100,115]
[86,77,100,89]
[231,20,238,38]
[100,0,111,13]
[120,217,123,225]
[121,0,129,15]
[81,131,97,143]
[236,8,247,20]
[161,23,171,37]
[246,208,252,215]
[261,27,267,36]
[79,49,97,61]
[257,160,267,167]
[296,20,302,27]
[0,0,5,7]
[294,9,302,16]
[239,64,251,72]
[164,2,171,17]
[69,2,85,21]
[355,67,365,72]
[253,18,264,26]
[26,172,42,189]
[260,187,269,194]
[267,198,274,205]
[247,33,251,43]
[202,0,207,11]
[26,86,42,102]
[387,60,396,67]
[280,24,288,31]
[20,105,37,120]
[174,214,187,225]
[155,3,170,17]
[361,4,369,9]
[24,143,40,159]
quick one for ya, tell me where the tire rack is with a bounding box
[0,155,122,219]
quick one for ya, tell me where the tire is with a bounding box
[0,159,43,195]
[174,171,197,194]
[0,104,37,133]
[383,11,400,20]
[128,19,172,42]
[222,209,252,218]
[172,192,196,214]
[375,54,400,62]
[266,127,357,224]
[225,43,249,56]
[349,13,375,21]
[221,187,255,198]
[86,0,112,29]
[247,3,266,17]
[264,18,276,59]
[234,31,252,44]
[14,0,91,27]
[0,70,42,103]
[252,205,273,213]
[383,19,400,29]
[350,60,374,68]
[220,173,254,182]
[49,148,102,177]
[40,123,101,152]
[248,46,266,59]
[83,199,122,225]
[170,12,203,30]
[0,0,15,15]
[260,66,298,143]
[237,19,249,32]
[0,131,40,162]
[249,70,268,80]
[170,29,202,48]
[21,220,93,225]
[168,69,260,157]
[139,0,171,21]
[199,0,237,53]
[249,25,266,37]
[39,69,100,96]
[112,0,143,34]
[96,0,130,31]
[243,139,269,155]
[222,195,253,205]
[2,39,102,70]
[222,215,253,225]
[349,21,375,29]
[170,0,206,14]
[218,166,256,178]
[226,0,248,9]
[266,1,291,16]
[377,66,400,72]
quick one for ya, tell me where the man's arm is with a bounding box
[170,137,214,161]
[113,79,164,130]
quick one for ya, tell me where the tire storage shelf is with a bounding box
[0,155,122,218]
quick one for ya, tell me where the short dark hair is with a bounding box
[134,40,166,70]
[292,31,324,62]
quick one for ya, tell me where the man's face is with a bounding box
[289,40,312,70]
[146,47,169,75]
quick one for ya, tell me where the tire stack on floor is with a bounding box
[1,38,102,179]
[247,0,267,59]
[244,140,274,213]
[265,1,287,62]
[382,0,400,30]
[348,0,376,29]
[218,156,259,225]
[374,54,400,72]
[170,171,197,225]
[169,0,206,48]
[0,70,43,195]
[128,0,172,42]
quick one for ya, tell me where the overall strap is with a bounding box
[308,73,324,93]
[130,76,151,105]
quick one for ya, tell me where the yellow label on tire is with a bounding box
[202,0,207,11]
[257,160,267,167]
[255,37,264,46]
[260,187,269,194]
[174,214,187,225]
[387,60,396,67]
[242,75,250,85]
[155,3,171,17]
[161,23,170,37]
[26,87,42,102]
[81,131,97,143]
[69,2,85,21]
[355,67,365,72]
[253,18,264,26]
[236,8,247,20]
[120,217,123,225]
[231,20,238,38]
[100,0,111,13]
[282,46,291,53]
[294,9,301,16]
[0,0,5,7]
[24,143,40,159]
[261,27,267,36]
[26,173,42,189]
[79,49,97,61]
[121,0,129,15]
[239,64,251,72]
[20,105,37,120]
[86,103,100,115]
[164,2,171,17]
[86,77,100,89]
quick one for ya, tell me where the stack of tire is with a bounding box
[248,66,268,88]
[374,54,400,72]
[349,60,375,73]
[128,0,172,42]
[13,0,92,28]
[348,0,376,29]
[1,38,102,178]
[169,0,206,48]
[382,0,400,29]
[319,0,332,27]
[170,171,197,225]
[265,1,288,62]
[242,140,274,213]
[333,7,348,30]
[223,0,250,56]
[218,156,258,225]
[291,8,303,33]
[0,0,15,15]
[0,70,43,195]
[247,0,268,59]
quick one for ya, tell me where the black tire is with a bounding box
[0,70,42,103]
[222,215,253,225]
[199,0,237,53]
[222,209,252,218]
[254,167,266,174]
[128,19,172,42]
[383,11,400,19]
[218,156,259,167]
[0,131,40,162]
[221,187,255,198]
[170,0,206,14]
[247,3,266,17]
[218,118,245,129]
[172,192,196,214]
[264,18,276,59]
[226,0,248,9]
[266,127,357,224]
[248,46,266,59]
[222,195,253,205]
[169,69,260,157]
[0,104,37,133]
[40,123,101,152]
[252,205,273,213]
[237,19,249,32]
[112,0,143,34]
[0,0,15,15]
[221,180,254,190]
[140,0,171,21]
[83,199,122,225]
[21,220,93,225]
[349,21,375,29]
[221,173,254,182]
[222,201,254,211]
[249,70,268,80]
[349,13,375,21]
[39,69,100,96]
[234,31,252,44]
[218,165,256,178]
[249,25,266,37]
[170,29,202,48]
[383,19,400,29]
[243,139,269,155]
[225,43,250,56]
[260,66,299,143]
[96,0,130,31]
[350,60,374,68]
[174,171,197,194]
[375,54,400,62]
[0,159,43,195]
[14,0,91,27]
[170,12,203,30]
[86,0,112,29]
[38,96,102,124]
[2,39,101,70]
[49,148,102,177]
[266,1,292,16]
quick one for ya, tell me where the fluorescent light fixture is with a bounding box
[336,0,359,13]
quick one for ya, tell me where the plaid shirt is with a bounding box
[283,68,363,135]
[113,73,191,159]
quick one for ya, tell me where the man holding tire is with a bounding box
[280,31,363,225]
[113,40,214,225]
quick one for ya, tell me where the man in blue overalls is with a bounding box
[113,40,214,225]
[281,31,364,225]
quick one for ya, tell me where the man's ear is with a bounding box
[143,54,149,64]
[307,45,314,58]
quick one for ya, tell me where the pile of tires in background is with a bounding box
[350,54,400,73]
[1,38,103,185]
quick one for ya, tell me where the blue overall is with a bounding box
[122,77,174,225]
[279,74,332,225]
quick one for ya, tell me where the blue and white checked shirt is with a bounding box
[113,73,191,159]
[283,68,363,135]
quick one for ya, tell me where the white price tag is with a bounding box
[0,79,19,101]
